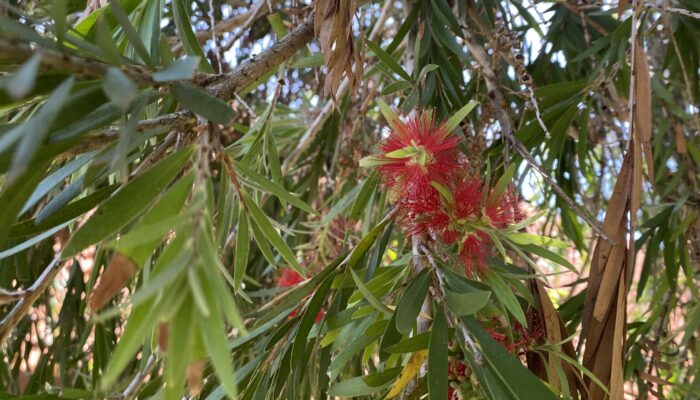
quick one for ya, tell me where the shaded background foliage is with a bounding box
[0,0,698,399]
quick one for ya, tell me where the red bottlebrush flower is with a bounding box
[375,111,460,195]
[277,269,325,323]
[451,176,484,220]
[485,186,524,228]
[448,386,457,400]
[400,185,449,237]
[277,268,305,287]
[459,231,491,276]
[487,316,545,353]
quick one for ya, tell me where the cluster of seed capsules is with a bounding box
[363,109,523,276]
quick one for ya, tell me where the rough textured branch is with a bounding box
[197,16,315,100]
[0,38,157,87]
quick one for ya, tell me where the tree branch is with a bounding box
[0,38,157,87]
[282,0,394,173]
[459,17,612,244]
[196,16,315,100]
[0,257,63,345]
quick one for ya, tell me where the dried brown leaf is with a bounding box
[314,0,362,99]
[674,122,687,154]
[617,0,628,18]
[158,322,169,352]
[187,360,205,396]
[634,40,654,183]
[89,252,138,311]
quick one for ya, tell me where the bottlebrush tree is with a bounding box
[0,1,698,400]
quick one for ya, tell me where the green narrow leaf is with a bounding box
[234,211,250,292]
[153,56,201,82]
[171,83,235,124]
[502,232,569,248]
[5,77,74,179]
[461,316,558,400]
[488,163,517,207]
[197,223,246,331]
[51,0,68,45]
[172,0,214,73]
[418,63,439,82]
[349,268,393,316]
[381,80,413,96]
[95,15,122,65]
[108,0,154,67]
[100,298,160,389]
[102,67,136,110]
[234,161,317,215]
[109,172,194,266]
[350,174,379,220]
[444,100,478,132]
[291,275,334,366]
[395,269,430,334]
[365,39,411,81]
[428,302,448,400]
[165,296,194,400]
[327,369,401,397]
[521,244,577,273]
[2,54,41,99]
[248,214,278,268]
[242,192,302,274]
[445,290,491,316]
[484,269,527,327]
[376,98,400,129]
[0,221,71,259]
[62,146,194,256]
[188,267,211,317]
[199,297,238,399]
[384,332,431,354]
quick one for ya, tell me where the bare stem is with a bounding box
[0,257,63,345]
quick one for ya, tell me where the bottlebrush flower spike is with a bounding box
[276,268,325,322]
[277,268,305,288]
[485,186,523,228]
[360,109,460,195]
[459,230,491,276]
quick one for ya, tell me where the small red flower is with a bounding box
[459,231,491,276]
[376,111,460,195]
[276,269,324,323]
[400,185,448,237]
[277,268,305,287]
[485,187,523,228]
[487,316,545,353]
[451,176,484,220]
[448,386,457,400]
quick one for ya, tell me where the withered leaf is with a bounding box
[187,360,205,396]
[314,0,363,99]
[634,39,654,183]
[89,252,138,311]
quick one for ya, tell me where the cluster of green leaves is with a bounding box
[1,0,700,399]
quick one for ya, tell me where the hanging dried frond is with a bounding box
[314,0,363,99]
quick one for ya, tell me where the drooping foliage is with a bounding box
[0,1,699,399]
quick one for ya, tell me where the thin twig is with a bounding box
[646,2,700,19]
[221,0,269,52]
[503,130,614,244]
[460,13,613,244]
[0,257,63,345]
[0,288,26,305]
[418,244,484,364]
[120,353,157,400]
[281,0,395,173]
